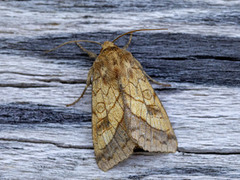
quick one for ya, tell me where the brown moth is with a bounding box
[49,29,178,171]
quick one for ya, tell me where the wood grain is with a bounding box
[0,0,240,179]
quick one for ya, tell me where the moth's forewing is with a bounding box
[91,45,136,171]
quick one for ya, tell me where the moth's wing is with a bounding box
[120,57,177,152]
[91,63,136,171]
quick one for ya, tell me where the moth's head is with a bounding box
[101,41,116,51]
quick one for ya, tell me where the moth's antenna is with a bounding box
[112,28,168,43]
[46,40,102,53]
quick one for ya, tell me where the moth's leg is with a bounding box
[75,42,97,59]
[66,67,93,107]
[123,34,133,50]
[134,59,171,87]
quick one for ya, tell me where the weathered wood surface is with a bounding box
[0,0,240,179]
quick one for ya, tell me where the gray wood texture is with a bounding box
[0,1,240,179]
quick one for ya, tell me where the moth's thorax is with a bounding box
[94,44,135,84]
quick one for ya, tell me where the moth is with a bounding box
[49,29,177,171]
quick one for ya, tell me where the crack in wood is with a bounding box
[0,137,93,150]
[1,137,240,155]
[178,147,240,155]
[0,83,54,88]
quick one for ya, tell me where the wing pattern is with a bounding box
[91,55,136,171]
[119,55,177,152]
[91,45,177,171]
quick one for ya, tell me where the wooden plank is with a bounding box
[1,34,240,179]
[0,0,240,179]
[1,34,240,178]
[0,123,240,179]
